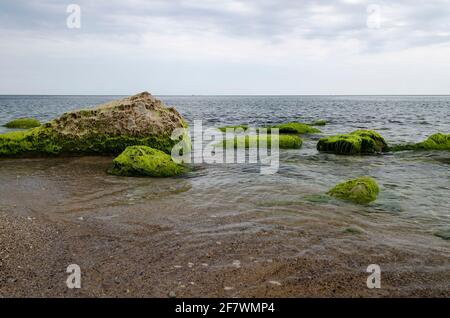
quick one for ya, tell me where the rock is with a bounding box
[268,122,321,134]
[327,176,379,204]
[108,145,187,177]
[3,118,41,129]
[221,134,302,149]
[434,229,450,240]
[217,125,249,132]
[310,120,327,126]
[168,291,177,298]
[317,130,388,155]
[0,92,188,157]
[390,133,450,151]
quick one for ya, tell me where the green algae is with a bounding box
[3,118,41,129]
[0,125,178,157]
[343,227,364,234]
[390,133,450,152]
[310,120,327,126]
[268,122,321,134]
[317,130,388,155]
[327,176,380,204]
[302,194,331,203]
[108,146,187,177]
[217,125,248,132]
[221,134,303,149]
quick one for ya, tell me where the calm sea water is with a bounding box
[0,95,449,238]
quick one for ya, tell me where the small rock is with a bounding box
[168,291,176,298]
[232,260,241,268]
[224,286,234,291]
[268,280,282,286]
[187,262,194,268]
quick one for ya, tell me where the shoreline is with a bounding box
[1,157,449,298]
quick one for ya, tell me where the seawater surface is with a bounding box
[1,96,450,295]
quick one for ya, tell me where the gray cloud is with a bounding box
[1,0,450,51]
[1,0,450,94]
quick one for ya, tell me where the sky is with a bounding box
[1,0,450,95]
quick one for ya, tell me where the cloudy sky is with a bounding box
[1,0,450,95]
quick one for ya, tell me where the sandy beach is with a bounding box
[1,156,449,298]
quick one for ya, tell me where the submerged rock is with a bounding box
[391,133,450,151]
[434,229,450,241]
[327,176,379,204]
[217,125,248,132]
[269,122,321,134]
[221,134,302,149]
[3,118,41,129]
[310,120,327,126]
[0,92,187,157]
[108,146,186,177]
[317,130,388,155]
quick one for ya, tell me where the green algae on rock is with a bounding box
[108,146,187,177]
[327,176,379,204]
[390,133,450,151]
[0,92,188,157]
[310,120,327,126]
[317,129,388,155]
[221,134,302,149]
[268,122,321,134]
[217,125,249,132]
[3,118,41,129]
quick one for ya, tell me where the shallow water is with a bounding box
[0,95,449,240]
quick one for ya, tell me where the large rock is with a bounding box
[108,146,186,177]
[317,130,388,155]
[0,92,188,156]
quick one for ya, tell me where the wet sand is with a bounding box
[0,157,449,297]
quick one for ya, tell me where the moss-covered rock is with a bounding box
[3,118,41,129]
[221,134,302,149]
[0,92,188,157]
[268,122,321,134]
[327,176,379,204]
[390,133,450,151]
[217,125,248,132]
[310,120,327,126]
[108,146,186,177]
[317,130,388,155]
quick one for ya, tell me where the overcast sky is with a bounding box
[1,0,450,95]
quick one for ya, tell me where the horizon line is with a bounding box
[1,94,450,97]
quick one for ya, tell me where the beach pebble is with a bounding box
[268,280,282,286]
[174,265,182,269]
[168,291,176,298]
[232,260,241,268]
[187,262,194,268]
[224,286,234,291]
[201,263,209,267]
